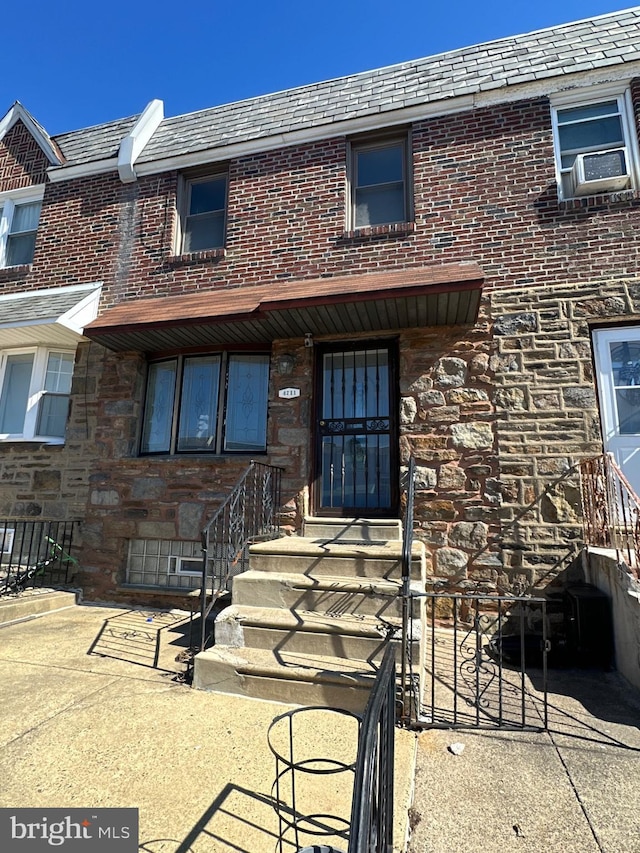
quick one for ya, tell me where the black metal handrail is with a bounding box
[0,519,79,596]
[198,461,283,651]
[348,644,396,853]
[400,457,416,723]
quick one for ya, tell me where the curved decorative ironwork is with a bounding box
[198,461,283,652]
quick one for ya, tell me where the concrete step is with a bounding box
[214,604,420,663]
[302,516,402,542]
[0,589,78,627]
[193,645,381,713]
[248,538,426,581]
[232,570,423,619]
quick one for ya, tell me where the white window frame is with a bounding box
[0,527,15,554]
[0,346,74,443]
[550,84,640,200]
[0,186,44,268]
[347,133,411,230]
[177,172,228,254]
[168,555,202,575]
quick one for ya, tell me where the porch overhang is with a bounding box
[83,263,484,352]
[0,284,102,348]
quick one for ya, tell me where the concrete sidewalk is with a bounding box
[2,599,639,853]
[0,600,415,853]
[408,667,640,853]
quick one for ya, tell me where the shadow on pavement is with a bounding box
[87,609,196,674]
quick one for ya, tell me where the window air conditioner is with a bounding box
[571,148,631,196]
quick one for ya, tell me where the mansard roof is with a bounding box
[38,6,640,176]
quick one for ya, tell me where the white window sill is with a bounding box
[0,437,65,445]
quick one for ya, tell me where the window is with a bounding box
[0,348,74,441]
[0,190,43,268]
[179,174,227,253]
[141,352,270,455]
[551,90,638,199]
[349,135,410,229]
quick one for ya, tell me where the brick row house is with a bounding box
[1,7,640,625]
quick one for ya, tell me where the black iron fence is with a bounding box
[418,592,549,730]
[348,644,396,853]
[0,519,79,595]
[400,457,416,723]
[199,461,283,651]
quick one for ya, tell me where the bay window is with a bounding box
[0,348,74,441]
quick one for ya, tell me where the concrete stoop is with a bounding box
[0,589,78,627]
[194,518,427,712]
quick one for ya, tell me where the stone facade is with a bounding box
[2,64,640,602]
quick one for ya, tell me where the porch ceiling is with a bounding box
[84,263,484,352]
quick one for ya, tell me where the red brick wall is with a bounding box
[0,120,49,190]
[4,93,640,304]
[2,90,640,598]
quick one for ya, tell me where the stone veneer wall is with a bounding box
[399,305,500,588]
[490,275,640,592]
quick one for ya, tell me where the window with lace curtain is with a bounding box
[140,351,270,455]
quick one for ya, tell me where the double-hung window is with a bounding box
[0,348,74,441]
[179,174,227,253]
[551,89,638,199]
[141,352,270,454]
[349,135,410,229]
[0,189,43,268]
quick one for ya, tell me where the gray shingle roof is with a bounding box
[0,288,97,325]
[54,115,139,166]
[52,6,640,169]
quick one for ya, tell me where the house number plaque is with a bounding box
[279,387,301,399]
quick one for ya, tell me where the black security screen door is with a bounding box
[314,342,399,516]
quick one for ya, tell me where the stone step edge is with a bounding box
[238,570,424,595]
[217,604,410,637]
[250,538,425,558]
[0,593,79,627]
[196,645,381,687]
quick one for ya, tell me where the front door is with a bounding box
[593,326,640,495]
[314,341,399,516]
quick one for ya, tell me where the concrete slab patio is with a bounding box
[0,600,415,853]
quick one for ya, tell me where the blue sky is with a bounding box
[1,1,635,136]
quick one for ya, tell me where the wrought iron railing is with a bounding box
[0,519,79,595]
[348,644,396,853]
[579,452,640,576]
[400,457,416,724]
[420,591,549,730]
[198,461,283,651]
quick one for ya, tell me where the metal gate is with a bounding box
[404,591,549,731]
